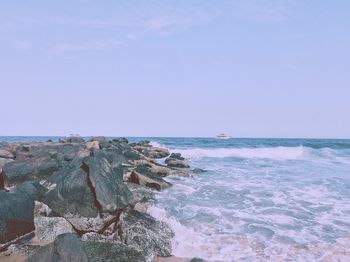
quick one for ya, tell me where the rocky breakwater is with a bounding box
[0,137,192,262]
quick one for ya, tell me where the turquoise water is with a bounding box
[146,138,350,261]
[2,137,350,261]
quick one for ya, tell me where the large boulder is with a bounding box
[0,182,46,245]
[26,233,88,262]
[27,233,150,262]
[118,209,174,257]
[81,157,133,213]
[1,157,62,187]
[126,165,172,191]
[43,156,132,232]
[83,241,150,262]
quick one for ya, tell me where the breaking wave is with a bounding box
[173,146,305,160]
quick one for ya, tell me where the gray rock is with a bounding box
[43,156,132,232]
[165,158,189,168]
[118,209,174,257]
[27,233,150,262]
[168,153,185,161]
[83,241,150,262]
[26,233,88,262]
[34,217,75,244]
[81,157,133,213]
[127,165,172,191]
[43,166,101,219]
[192,168,207,174]
[2,157,63,187]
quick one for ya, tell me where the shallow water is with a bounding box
[145,138,350,261]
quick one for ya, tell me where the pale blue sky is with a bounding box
[1,0,349,138]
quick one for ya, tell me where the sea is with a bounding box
[1,136,350,261]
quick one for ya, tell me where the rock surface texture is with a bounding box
[0,137,192,261]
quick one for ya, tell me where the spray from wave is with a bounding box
[172,146,305,160]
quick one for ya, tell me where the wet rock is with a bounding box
[131,141,170,159]
[165,153,189,168]
[168,153,185,161]
[119,209,174,257]
[127,165,172,191]
[191,168,207,174]
[0,149,14,159]
[165,158,189,168]
[133,160,191,178]
[126,182,155,205]
[26,233,88,262]
[0,182,45,245]
[2,157,62,187]
[189,258,206,262]
[34,217,74,244]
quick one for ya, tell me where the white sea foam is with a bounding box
[149,141,165,148]
[173,146,305,160]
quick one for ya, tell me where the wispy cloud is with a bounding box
[48,39,121,58]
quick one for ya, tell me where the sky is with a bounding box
[1,0,349,138]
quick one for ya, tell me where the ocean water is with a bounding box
[145,138,350,261]
[1,137,350,261]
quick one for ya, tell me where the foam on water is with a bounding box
[146,139,350,261]
[173,146,305,160]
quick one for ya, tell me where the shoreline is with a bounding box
[0,136,201,261]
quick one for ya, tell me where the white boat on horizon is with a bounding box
[216,133,232,139]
